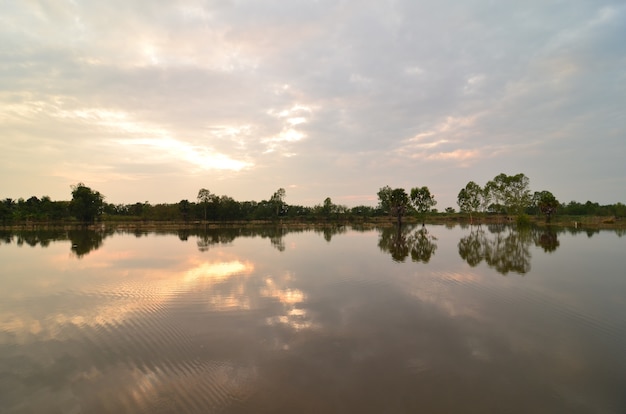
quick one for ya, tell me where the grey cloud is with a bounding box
[1,0,624,206]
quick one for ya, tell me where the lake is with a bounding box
[1,224,625,413]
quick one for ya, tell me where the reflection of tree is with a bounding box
[257,226,287,252]
[458,228,488,267]
[177,229,190,241]
[378,225,437,263]
[0,228,112,257]
[410,227,437,263]
[196,227,238,252]
[68,229,108,258]
[378,226,411,262]
[269,229,286,252]
[487,228,532,274]
[458,225,536,275]
[534,227,560,253]
[193,226,291,252]
[315,225,347,243]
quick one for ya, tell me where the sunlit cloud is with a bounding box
[263,104,314,153]
[118,137,252,172]
[209,125,253,149]
[426,149,480,161]
[396,115,483,164]
[49,107,251,172]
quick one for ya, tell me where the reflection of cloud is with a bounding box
[404,271,487,321]
[0,255,256,341]
[261,275,314,331]
[261,278,305,304]
[184,260,252,283]
[122,362,258,413]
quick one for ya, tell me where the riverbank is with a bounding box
[2,214,625,231]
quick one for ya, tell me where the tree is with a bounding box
[69,183,104,223]
[534,191,559,223]
[457,181,482,224]
[390,188,410,226]
[378,186,410,226]
[0,198,15,223]
[269,188,286,218]
[197,188,213,221]
[486,173,531,217]
[377,186,393,214]
[179,199,191,222]
[410,186,436,226]
[322,197,333,218]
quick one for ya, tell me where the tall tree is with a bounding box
[486,173,531,217]
[410,186,437,226]
[321,197,334,218]
[390,188,410,226]
[197,188,213,221]
[457,181,482,224]
[269,188,286,218]
[534,190,559,223]
[179,199,191,222]
[377,186,393,214]
[378,186,410,226]
[69,183,104,223]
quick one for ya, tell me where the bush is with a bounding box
[516,214,531,227]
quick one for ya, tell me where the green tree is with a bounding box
[486,173,531,217]
[534,190,559,223]
[377,186,410,226]
[197,188,214,221]
[377,186,393,214]
[457,181,483,223]
[390,188,410,226]
[179,199,191,222]
[410,186,436,226]
[69,183,104,223]
[0,198,15,223]
[269,188,286,218]
[322,197,333,218]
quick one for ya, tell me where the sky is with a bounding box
[1,0,625,209]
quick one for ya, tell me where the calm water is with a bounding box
[1,224,625,413]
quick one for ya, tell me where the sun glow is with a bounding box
[119,137,251,171]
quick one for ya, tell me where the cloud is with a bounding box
[1,0,625,206]
[116,137,251,172]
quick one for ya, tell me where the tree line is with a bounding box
[455,173,626,223]
[1,175,624,224]
[0,184,382,224]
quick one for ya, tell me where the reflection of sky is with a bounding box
[1,227,626,413]
[0,236,256,342]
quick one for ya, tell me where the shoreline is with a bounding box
[1,215,624,231]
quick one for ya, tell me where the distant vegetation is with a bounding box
[1,174,625,225]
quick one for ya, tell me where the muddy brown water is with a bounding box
[1,225,625,413]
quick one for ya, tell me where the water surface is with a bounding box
[1,225,625,413]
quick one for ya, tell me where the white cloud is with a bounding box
[1,0,624,206]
